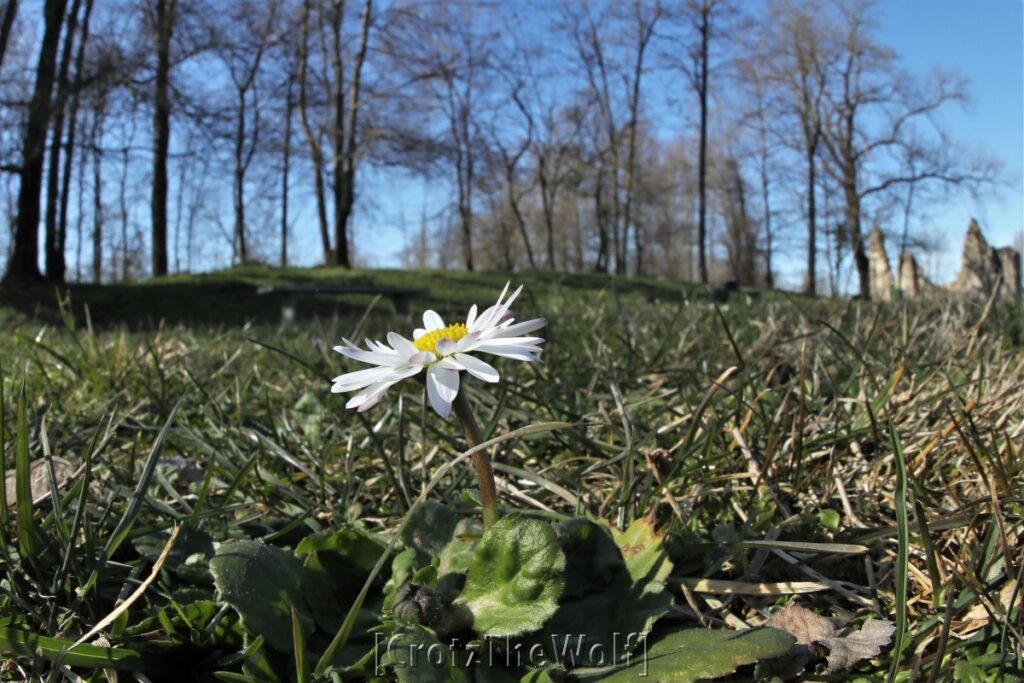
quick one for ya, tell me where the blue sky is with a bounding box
[876,0,1023,280]
[343,1,1024,284]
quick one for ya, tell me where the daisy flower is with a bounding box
[331,283,545,418]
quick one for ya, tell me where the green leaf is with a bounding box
[575,628,795,682]
[455,515,565,637]
[610,517,673,589]
[210,539,314,652]
[438,518,482,576]
[537,518,675,667]
[0,625,155,672]
[401,500,458,561]
[134,525,216,584]
[296,525,385,570]
[291,392,326,447]
[557,519,625,599]
[296,526,387,632]
[818,509,841,532]
[380,625,469,682]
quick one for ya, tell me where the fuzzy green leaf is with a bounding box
[438,518,482,576]
[401,500,458,561]
[380,625,469,682]
[575,628,795,682]
[291,392,326,447]
[455,515,565,637]
[211,540,314,652]
[538,518,674,667]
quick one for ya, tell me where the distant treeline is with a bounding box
[0,0,1000,297]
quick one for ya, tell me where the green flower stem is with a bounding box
[451,390,500,529]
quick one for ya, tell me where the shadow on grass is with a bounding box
[0,265,716,331]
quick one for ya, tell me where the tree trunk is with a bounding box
[119,145,129,280]
[758,125,774,289]
[0,0,19,71]
[57,0,93,281]
[151,0,175,278]
[44,0,82,282]
[594,167,609,272]
[3,0,68,285]
[90,104,103,282]
[803,148,817,296]
[696,5,709,285]
[329,1,348,268]
[280,76,292,267]
[233,96,248,264]
[844,172,869,299]
[508,166,536,270]
[298,0,332,263]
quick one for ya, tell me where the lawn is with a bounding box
[0,268,1020,681]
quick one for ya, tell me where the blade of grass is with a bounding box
[77,401,180,598]
[0,626,154,671]
[291,606,310,683]
[0,361,7,530]
[888,421,910,682]
[15,380,37,560]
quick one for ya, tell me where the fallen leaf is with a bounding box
[5,457,77,509]
[767,603,894,674]
[818,618,895,673]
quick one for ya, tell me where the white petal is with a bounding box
[333,344,404,367]
[476,344,541,361]
[423,310,445,330]
[413,328,426,339]
[331,366,397,393]
[387,331,419,359]
[346,381,392,411]
[471,304,501,333]
[426,365,459,418]
[332,364,421,393]
[430,365,460,402]
[455,353,499,383]
[498,317,546,337]
[465,304,478,329]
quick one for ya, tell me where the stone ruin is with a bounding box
[866,220,1021,303]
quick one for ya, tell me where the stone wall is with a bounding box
[868,228,895,302]
[865,219,1020,302]
[897,251,938,299]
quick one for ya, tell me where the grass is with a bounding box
[0,266,1021,681]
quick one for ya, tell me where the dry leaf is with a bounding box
[645,448,672,483]
[5,457,77,509]
[818,619,895,673]
[767,603,894,674]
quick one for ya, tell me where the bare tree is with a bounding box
[150,0,175,277]
[763,0,830,296]
[665,0,733,283]
[44,0,83,282]
[715,155,758,285]
[490,85,537,269]
[296,0,372,267]
[0,0,18,71]
[55,0,95,281]
[3,0,69,285]
[820,0,996,298]
[215,0,278,264]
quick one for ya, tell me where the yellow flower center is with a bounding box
[414,323,468,355]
